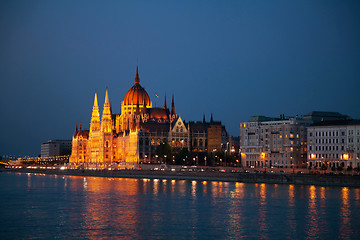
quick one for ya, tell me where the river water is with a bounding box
[1,172,360,239]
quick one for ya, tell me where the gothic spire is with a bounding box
[93,91,99,108]
[90,91,100,132]
[91,91,100,118]
[135,64,140,84]
[74,123,78,136]
[104,87,109,105]
[203,114,206,123]
[210,113,213,123]
[101,88,112,133]
[171,94,175,116]
[164,94,167,109]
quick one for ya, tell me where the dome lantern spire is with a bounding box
[135,65,140,84]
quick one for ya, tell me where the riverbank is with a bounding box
[3,168,360,187]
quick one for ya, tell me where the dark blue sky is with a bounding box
[1,0,360,156]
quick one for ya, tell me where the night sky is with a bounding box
[1,1,359,157]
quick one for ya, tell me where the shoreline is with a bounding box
[3,168,360,188]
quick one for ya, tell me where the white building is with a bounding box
[240,115,310,169]
[307,120,360,169]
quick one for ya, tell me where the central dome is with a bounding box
[123,66,151,106]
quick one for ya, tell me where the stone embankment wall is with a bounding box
[4,168,360,187]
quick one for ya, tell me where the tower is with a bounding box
[100,88,114,163]
[88,91,101,163]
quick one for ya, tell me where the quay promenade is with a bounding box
[3,166,360,188]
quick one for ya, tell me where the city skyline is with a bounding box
[1,1,360,156]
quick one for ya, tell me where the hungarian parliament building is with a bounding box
[69,66,230,166]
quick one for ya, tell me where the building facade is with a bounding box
[69,66,228,167]
[240,115,310,169]
[41,140,72,160]
[307,120,360,169]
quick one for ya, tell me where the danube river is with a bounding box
[1,172,360,239]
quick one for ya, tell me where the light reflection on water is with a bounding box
[1,172,360,239]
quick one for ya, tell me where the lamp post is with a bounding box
[225,150,227,167]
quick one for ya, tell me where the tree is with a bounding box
[155,141,172,164]
[175,148,190,165]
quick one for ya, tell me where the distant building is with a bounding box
[307,119,360,169]
[41,140,72,159]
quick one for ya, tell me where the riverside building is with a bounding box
[69,66,228,167]
[307,119,360,169]
[240,115,310,169]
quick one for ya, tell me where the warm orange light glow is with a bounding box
[311,153,316,159]
[343,154,349,160]
[260,152,266,159]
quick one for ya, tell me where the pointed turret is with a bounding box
[79,122,82,132]
[135,64,140,84]
[104,87,109,105]
[93,91,99,108]
[171,94,175,116]
[210,113,213,123]
[90,91,101,132]
[74,123,78,137]
[203,114,206,123]
[164,94,167,109]
[101,88,112,133]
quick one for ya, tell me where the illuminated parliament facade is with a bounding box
[69,66,229,166]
